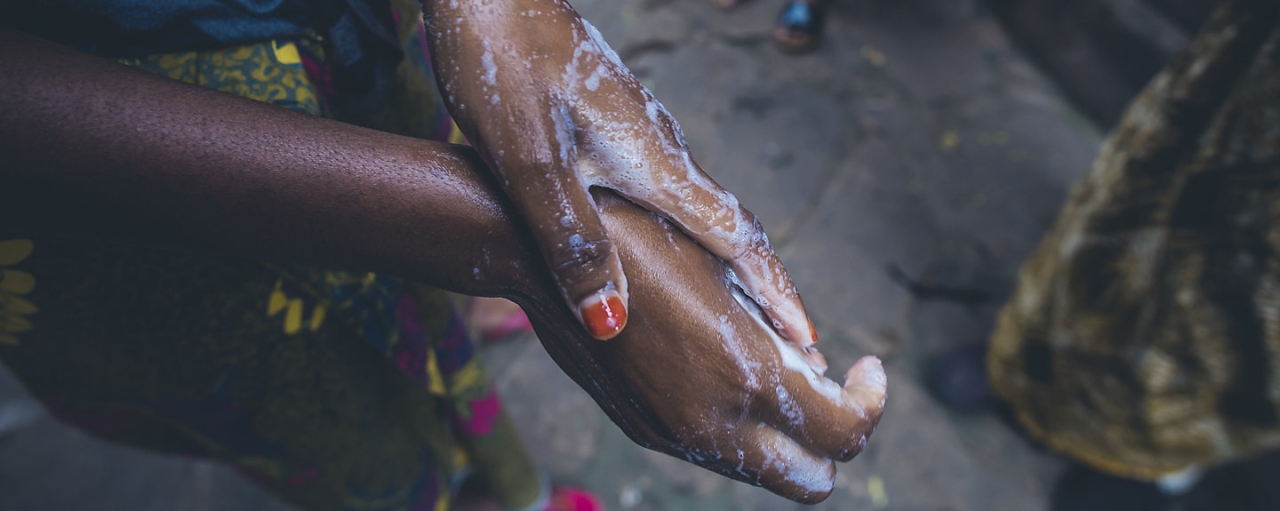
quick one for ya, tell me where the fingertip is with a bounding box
[844,356,888,424]
[784,314,816,350]
[783,457,837,504]
[749,427,837,503]
[778,312,816,348]
[802,346,828,373]
[833,432,870,462]
[578,287,628,340]
[844,356,886,392]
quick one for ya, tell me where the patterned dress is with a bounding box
[0,2,541,510]
[987,1,1280,482]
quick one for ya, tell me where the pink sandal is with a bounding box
[543,486,604,511]
[465,297,535,344]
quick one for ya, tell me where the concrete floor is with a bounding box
[0,0,1104,509]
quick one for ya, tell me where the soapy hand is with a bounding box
[425,0,818,346]
[510,190,887,503]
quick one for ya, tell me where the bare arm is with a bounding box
[0,28,886,502]
[0,26,532,297]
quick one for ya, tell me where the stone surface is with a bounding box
[0,0,1106,509]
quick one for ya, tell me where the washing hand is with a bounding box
[425,0,818,348]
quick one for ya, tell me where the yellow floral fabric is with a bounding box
[0,4,539,509]
[116,40,323,116]
[0,239,37,347]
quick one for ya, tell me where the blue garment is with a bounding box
[2,0,332,57]
[3,0,402,116]
[62,0,305,40]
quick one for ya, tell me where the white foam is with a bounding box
[580,19,628,70]
[550,104,576,168]
[585,64,606,91]
[729,283,843,402]
[772,438,834,494]
[717,314,761,390]
[775,384,805,426]
[480,41,497,86]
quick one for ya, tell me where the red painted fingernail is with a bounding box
[580,290,627,340]
[809,317,819,344]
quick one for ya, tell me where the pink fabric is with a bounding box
[456,392,501,436]
[548,487,605,511]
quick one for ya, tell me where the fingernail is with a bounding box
[808,317,818,344]
[580,289,627,340]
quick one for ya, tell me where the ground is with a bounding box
[0,0,1104,509]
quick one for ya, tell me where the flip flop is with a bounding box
[466,297,535,344]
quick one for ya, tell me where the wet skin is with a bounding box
[0,27,886,502]
[535,191,886,502]
[425,0,819,347]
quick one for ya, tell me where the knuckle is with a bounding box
[729,213,771,260]
[548,236,615,278]
[738,373,766,397]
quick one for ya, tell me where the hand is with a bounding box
[425,0,819,347]
[0,29,882,501]
[507,190,886,503]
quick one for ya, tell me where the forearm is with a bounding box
[0,31,886,502]
[0,27,535,297]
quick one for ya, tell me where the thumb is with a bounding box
[503,163,630,340]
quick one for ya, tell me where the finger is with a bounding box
[802,345,828,373]
[721,212,817,349]
[424,6,629,340]
[842,356,889,431]
[540,19,813,347]
[459,97,631,340]
[507,160,630,340]
[739,424,838,504]
[760,353,887,462]
[576,97,814,348]
[702,198,816,348]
